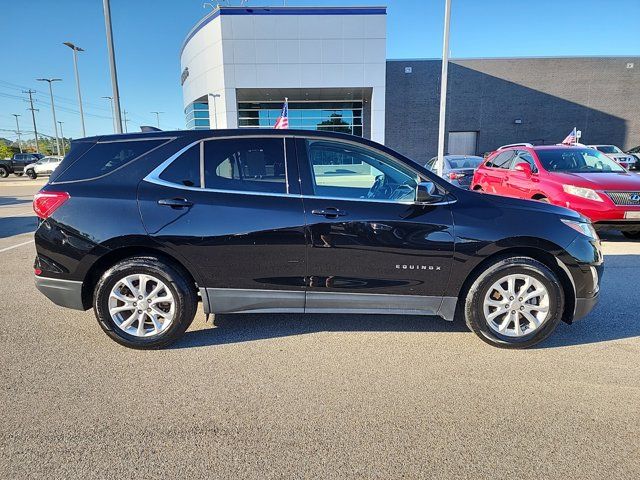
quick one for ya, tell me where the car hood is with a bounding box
[468,189,582,219]
[551,171,640,190]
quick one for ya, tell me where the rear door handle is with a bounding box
[311,207,347,218]
[158,198,193,209]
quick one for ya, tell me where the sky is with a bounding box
[1,0,638,142]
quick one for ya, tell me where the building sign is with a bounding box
[181,67,189,85]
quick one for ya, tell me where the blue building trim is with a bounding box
[181,7,387,56]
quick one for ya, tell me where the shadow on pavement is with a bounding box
[0,196,32,207]
[172,312,469,349]
[0,216,38,239]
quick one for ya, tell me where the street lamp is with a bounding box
[11,114,23,153]
[436,0,452,178]
[36,78,62,156]
[63,42,86,137]
[102,96,116,133]
[58,121,65,156]
[151,111,163,128]
[208,93,221,129]
[102,0,123,133]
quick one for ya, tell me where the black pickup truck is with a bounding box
[0,153,44,177]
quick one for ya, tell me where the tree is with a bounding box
[0,142,12,159]
[317,113,352,134]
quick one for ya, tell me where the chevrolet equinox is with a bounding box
[33,130,603,349]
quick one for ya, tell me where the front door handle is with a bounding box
[158,197,193,209]
[312,207,347,218]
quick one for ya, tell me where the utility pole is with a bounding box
[63,42,86,137]
[103,0,123,133]
[151,111,163,128]
[122,110,129,133]
[37,78,62,156]
[12,114,23,153]
[23,90,40,153]
[58,121,65,156]
[102,96,116,133]
[436,0,452,178]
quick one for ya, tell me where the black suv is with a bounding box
[0,153,44,177]
[33,130,603,349]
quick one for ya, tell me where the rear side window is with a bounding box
[203,138,286,194]
[486,151,514,169]
[55,139,165,182]
[159,145,201,187]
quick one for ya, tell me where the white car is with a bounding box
[24,156,63,179]
[587,145,637,170]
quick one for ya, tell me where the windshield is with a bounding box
[447,157,483,169]
[536,148,626,173]
[595,145,622,154]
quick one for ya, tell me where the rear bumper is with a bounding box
[35,275,86,310]
[574,293,599,321]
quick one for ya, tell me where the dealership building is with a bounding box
[180,6,640,163]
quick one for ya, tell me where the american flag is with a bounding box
[562,127,577,145]
[274,98,289,129]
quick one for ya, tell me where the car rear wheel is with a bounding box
[94,256,197,349]
[26,169,37,179]
[463,256,564,348]
[14,172,23,177]
[622,230,640,239]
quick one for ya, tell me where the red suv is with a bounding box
[471,144,640,239]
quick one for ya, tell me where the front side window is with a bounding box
[306,139,419,201]
[536,148,626,173]
[511,151,537,172]
[204,138,286,194]
[487,151,514,169]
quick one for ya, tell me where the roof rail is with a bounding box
[497,143,533,150]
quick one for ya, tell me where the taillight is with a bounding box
[33,191,70,219]
[448,172,464,180]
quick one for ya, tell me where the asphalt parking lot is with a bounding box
[1,177,639,479]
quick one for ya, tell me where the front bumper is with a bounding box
[574,293,599,321]
[35,275,85,310]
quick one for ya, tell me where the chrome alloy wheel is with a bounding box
[108,274,175,337]
[482,273,550,338]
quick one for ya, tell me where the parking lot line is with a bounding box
[0,239,34,253]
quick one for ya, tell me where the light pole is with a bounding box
[103,0,123,133]
[36,78,62,156]
[63,42,86,137]
[122,110,129,133]
[12,114,23,153]
[151,111,163,128]
[58,121,66,156]
[102,96,116,133]
[436,0,452,178]
[208,93,221,129]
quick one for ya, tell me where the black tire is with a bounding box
[14,172,23,177]
[622,231,640,239]
[463,256,564,349]
[93,256,197,349]
[26,169,37,179]
[0,166,8,178]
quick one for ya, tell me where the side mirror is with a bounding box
[514,163,533,176]
[415,181,437,203]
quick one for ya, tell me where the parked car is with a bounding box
[627,145,640,165]
[471,144,640,238]
[424,155,484,189]
[0,152,44,177]
[24,156,63,179]
[33,129,602,350]
[587,144,637,170]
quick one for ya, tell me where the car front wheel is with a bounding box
[0,166,8,178]
[94,256,197,349]
[26,169,37,179]
[463,256,564,348]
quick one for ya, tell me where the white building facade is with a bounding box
[180,6,387,144]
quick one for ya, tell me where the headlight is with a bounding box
[562,184,603,202]
[561,219,598,239]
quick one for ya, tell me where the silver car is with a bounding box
[424,155,484,189]
[587,145,637,170]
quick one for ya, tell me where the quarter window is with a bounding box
[305,139,419,201]
[159,145,201,187]
[203,138,286,194]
